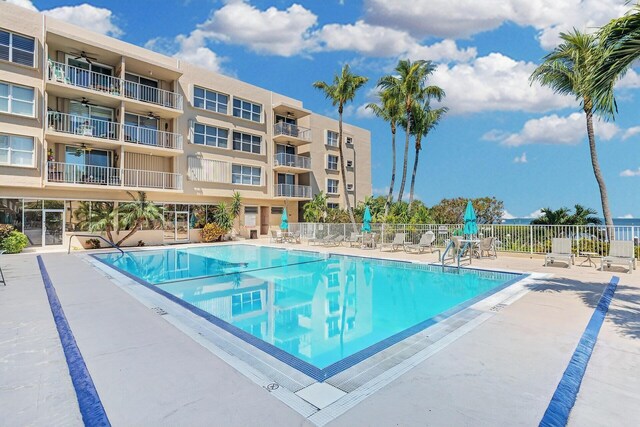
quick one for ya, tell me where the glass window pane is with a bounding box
[0,31,9,45]
[0,135,8,148]
[0,98,7,112]
[0,83,8,97]
[12,136,33,151]
[194,97,204,108]
[12,100,34,116]
[0,46,9,62]
[0,149,7,164]
[12,85,34,101]
[12,34,35,52]
[12,151,32,166]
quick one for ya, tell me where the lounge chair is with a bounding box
[309,234,336,246]
[287,231,301,244]
[545,238,574,268]
[404,231,435,253]
[361,232,377,249]
[323,235,344,247]
[380,233,406,252]
[601,240,636,274]
[347,232,361,247]
[270,230,283,243]
[479,237,497,259]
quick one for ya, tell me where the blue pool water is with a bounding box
[95,245,522,378]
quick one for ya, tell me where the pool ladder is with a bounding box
[441,240,471,269]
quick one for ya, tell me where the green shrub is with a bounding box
[2,231,29,254]
[86,238,101,249]
[0,224,14,243]
[201,223,225,243]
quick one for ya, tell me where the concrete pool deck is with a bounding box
[0,241,638,426]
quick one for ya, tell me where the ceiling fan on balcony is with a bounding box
[73,143,93,156]
[69,50,98,64]
[74,97,97,108]
[147,111,160,120]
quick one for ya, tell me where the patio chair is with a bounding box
[361,232,377,250]
[323,235,345,247]
[347,232,361,247]
[479,237,497,259]
[309,234,336,246]
[270,230,283,243]
[404,231,435,253]
[380,233,407,252]
[545,238,574,268]
[287,231,301,244]
[601,240,636,274]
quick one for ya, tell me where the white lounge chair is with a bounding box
[404,231,435,253]
[361,232,377,249]
[270,230,283,243]
[347,232,361,247]
[380,233,406,252]
[545,238,574,268]
[308,234,336,246]
[601,241,636,274]
[323,235,344,247]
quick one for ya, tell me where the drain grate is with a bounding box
[490,303,507,312]
[151,307,168,315]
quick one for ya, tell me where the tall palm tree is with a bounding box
[570,204,602,225]
[87,201,117,244]
[313,64,368,230]
[531,207,572,225]
[378,59,443,203]
[116,191,164,246]
[303,192,328,222]
[404,101,448,208]
[366,89,402,216]
[530,30,616,238]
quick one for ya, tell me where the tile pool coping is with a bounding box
[89,245,529,382]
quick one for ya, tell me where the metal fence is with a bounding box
[287,222,640,257]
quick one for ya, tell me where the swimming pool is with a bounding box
[94,244,524,380]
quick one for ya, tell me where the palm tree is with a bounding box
[87,201,117,244]
[377,59,442,203]
[303,192,328,222]
[531,207,572,225]
[570,204,603,225]
[530,30,616,238]
[405,101,448,208]
[115,191,164,246]
[313,64,368,230]
[366,90,402,216]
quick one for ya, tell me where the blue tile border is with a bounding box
[539,275,619,427]
[91,247,528,382]
[37,256,111,427]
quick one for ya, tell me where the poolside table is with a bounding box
[460,239,481,261]
[579,251,599,268]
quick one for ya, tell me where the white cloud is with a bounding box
[196,0,317,57]
[620,167,640,177]
[484,112,620,147]
[513,152,528,163]
[145,30,226,74]
[502,210,516,220]
[6,0,123,37]
[364,0,628,50]
[526,209,543,219]
[431,53,574,114]
[355,104,375,119]
[622,126,640,140]
[615,69,640,89]
[372,186,390,196]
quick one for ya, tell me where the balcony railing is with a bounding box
[47,161,182,190]
[274,153,311,169]
[123,124,183,150]
[47,60,183,111]
[273,122,312,142]
[275,183,312,198]
[123,80,183,110]
[48,111,119,141]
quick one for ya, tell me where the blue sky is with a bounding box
[13,0,640,218]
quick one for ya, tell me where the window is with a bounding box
[347,183,354,191]
[345,136,353,145]
[193,86,228,114]
[0,134,34,166]
[233,98,262,122]
[193,123,228,148]
[0,82,35,117]
[244,206,258,227]
[326,130,339,147]
[327,154,338,171]
[0,30,35,67]
[232,131,261,154]
[327,202,339,210]
[232,164,261,186]
[346,160,353,168]
[327,179,339,194]
[232,290,262,316]
[271,207,284,215]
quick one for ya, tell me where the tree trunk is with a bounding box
[338,105,358,232]
[584,105,614,240]
[105,225,114,245]
[397,108,411,202]
[384,123,397,216]
[408,137,421,208]
[116,219,142,247]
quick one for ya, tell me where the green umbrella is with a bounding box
[280,208,288,230]
[463,200,478,236]
[361,206,372,232]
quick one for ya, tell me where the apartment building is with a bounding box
[0,2,371,248]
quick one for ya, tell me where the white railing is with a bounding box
[273,122,312,141]
[47,60,183,110]
[47,161,182,190]
[123,80,183,110]
[287,222,640,257]
[275,184,312,198]
[48,111,119,141]
[123,124,183,150]
[274,153,311,169]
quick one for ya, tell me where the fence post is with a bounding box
[381,223,385,244]
[530,226,534,255]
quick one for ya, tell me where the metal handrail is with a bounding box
[68,234,124,255]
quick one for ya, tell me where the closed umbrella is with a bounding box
[280,208,289,231]
[463,200,478,236]
[361,206,372,232]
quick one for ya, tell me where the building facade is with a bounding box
[0,3,371,248]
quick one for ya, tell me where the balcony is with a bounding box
[47,60,183,112]
[273,122,312,145]
[123,124,183,151]
[274,183,312,199]
[273,153,311,172]
[47,111,119,141]
[47,162,182,191]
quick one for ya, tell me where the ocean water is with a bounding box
[503,218,640,226]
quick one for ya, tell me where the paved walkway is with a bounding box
[0,243,638,426]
